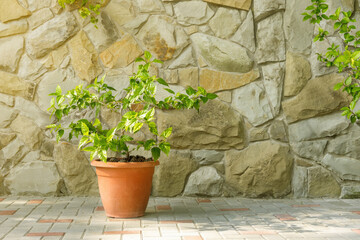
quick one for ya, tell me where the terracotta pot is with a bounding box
[91,160,159,218]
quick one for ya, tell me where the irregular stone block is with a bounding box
[183,166,224,197]
[174,1,214,25]
[18,54,46,81]
[308,166,340,198]
[0,137,28,176]
[292,165,308,198]
[28,8,54,30]
[136,0,164,12]
[0,20,28,38]
[322,154,360,181]
[4,161,62,196]
[0,104,17,128]
[232,81,274,126]
[225,141,293,197]
[191,33,253,73]
[283,73,351,123]
[152,150,197,197]
[69,31,102,83]
[341,185,360,199]
[192,150,224,166]
[104,0,135,27]
[26,12,79,58]
[10,115,43,150]
[169,47,196,69]
[200,68,260,93]
[100,34,143,69]
[255,12,285,63]
[137,15,189,61]
[284,52,312,97]
[249,125,270,142]
[157,100,245,150]
[0,71,36,100]
[203,0,252,10]
[231,11,255,52]
[269,120,287,142]
[0,130,16,150]
[253,0,285,21]
[0,0,31,23]
[27,0,52,11]
[0,36,24,73]
[327,129,360,159]
[290,140,327,161]
[262,62,284,115]
[178,67,198,89]
[209,7,242,38]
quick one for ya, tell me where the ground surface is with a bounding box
[0,196,360,239]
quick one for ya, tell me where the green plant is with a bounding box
[58,0,103,26]
[47,51,217,162]
[303,0,360,123]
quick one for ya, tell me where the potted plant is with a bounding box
[47,52,217,218]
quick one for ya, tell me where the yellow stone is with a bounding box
[203,0,252,10]
[178,67,198,89]
[68,31,102,83]
[199,68,260,93]
[0,71,35,100]
[100,34,143,68]
[44,45,69,70]
[0,0,31,23]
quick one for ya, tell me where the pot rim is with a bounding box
[91,159,160,168]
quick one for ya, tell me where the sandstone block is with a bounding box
[104,0,135,27]
[322,154,360,181]
[253,0,285,21]
[0,130,16,150]
[28,8,54,30]
[292,165,308,198]
[136,0,164,12]
[269,120,287,142]
[0,0,31,23]
[169,47,196,69]
[209,7,242,38]
[231,11,255,52]
[174,1,214,26]
[290,140,327,161]
[0,71,35,100]
[341,185,360,199]
[0,20,28,38]
[203,0,252,10]
[192,150,224,166]
[178,67,198,89]
[327,129,360,159]
[10,115,43,150]
[0,36,24,73]
[308,166,341,198]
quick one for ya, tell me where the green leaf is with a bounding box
[121,135,133,142]
[98,150,107,162]
[152,59,163,64]
[148,122,158,135]
[161,127,172,138]
[55,109,63,120]
[135,57,145,62]
[79,136,89,149]
[206,93,218,99]
[334,82,343,90]
[159,142,170,155]
[56,85,62,95]
[90,150,98,161]
[186,87,197,96]
[157,78,169,87]
[164,88,175,94]
[345,76,352,86]
[133,122,144,133]
[151,147,161,161]
[46,124,56,129]
[56,129,64,142]
[81,122,89,136]
[144,51,152,60]
[82,146,96,152]
[93,118,101,127]
[198,86,207,95]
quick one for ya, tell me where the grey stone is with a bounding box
[231,11,255,52]
[169,47,196,69]
[18,54,47,81]
[0,19,28,38]
[174,1,214,26]
[10,115,43,150]
[0,36,23,73]
[183,166,224,197]
[104,0,135,27]
[322,154,360,181]
[152,150,197,197]
[225,141,293,198]
[209,7,242,38]
[4,161,62,196]
[136,0,164,12]
[123,14,149,35]
[284,0,314,54]
[0,93,14,107]
[327,130,360,159]
[292,165,308,198]
[26,12,79,58]
[232,81,274,126]
[0,130,16,150]
[262,62,285,116]
[192,150,224,165]
[28,8,54,30]
[0,103,17,128]
[255,12,285,63]
[290,140,327,161]
[288,112,350,142]
[27,0,52,11]
[341,184,360,198]
[0,137,28,176]
[253,0,285,21]
[14,97,50,128]
[269,120,287,142]
[308,166,341,197]
[249,125,270,142]
[191,33,253,73]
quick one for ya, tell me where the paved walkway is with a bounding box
[0,197,360,240]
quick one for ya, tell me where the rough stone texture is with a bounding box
[322,154,360,181]
[231,11,255,52]
[308,166,341,198]
[43,46,69,71]
[284,0,314,54]
[255,12,285,63]
[0,104,17,128]
[68,31,102,83]
[284,52,312,97]
[0,93,14,107]
[152,150,197,197]
[0,36,24,73]
[192,150,224,166]
[14,97,49,128]
[253,0,285,21]
[169,47,196,69]
[341,185,360,199]
[183,167,224,197]
[232,81,274,126]
[288,112,350,142]
[327,130,360,159]
[269,120,287,142]
[200,68,260,93]
[225,141,293,197]
[104,0,135,27]
[217,91,232,103]
[209,7,242,38]
[54,142,98,196]
[203,0,252,10]
[18,54,46,82]
[4,161,62,196]
[0,130,16,150]
[262,62,284,116]
[191,33,253,73]
[100,34,143,69]
[290,140,327,161]
[292,165,308,198]
[10,115,43,150]
[28,8,54,30]
[27,0,52,11]
[174,1,214,26]
[0,20,28,38]
[282,73,351,123]
[0,0,31,23]
[26,12,78,58]
[136,0,164,13]
[137,15,188,61]
[0,71,35,100]
[157,100,245,150]
[178,67,198,89]
[0,137,28,176]
[249,126,270,142]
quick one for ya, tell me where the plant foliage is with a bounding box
[303,0,360,123]
[47,51,217,162]
[58,0,102,27]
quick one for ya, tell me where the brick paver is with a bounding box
[0,197,360,239]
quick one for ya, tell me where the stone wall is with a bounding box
[0,0,360,198]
